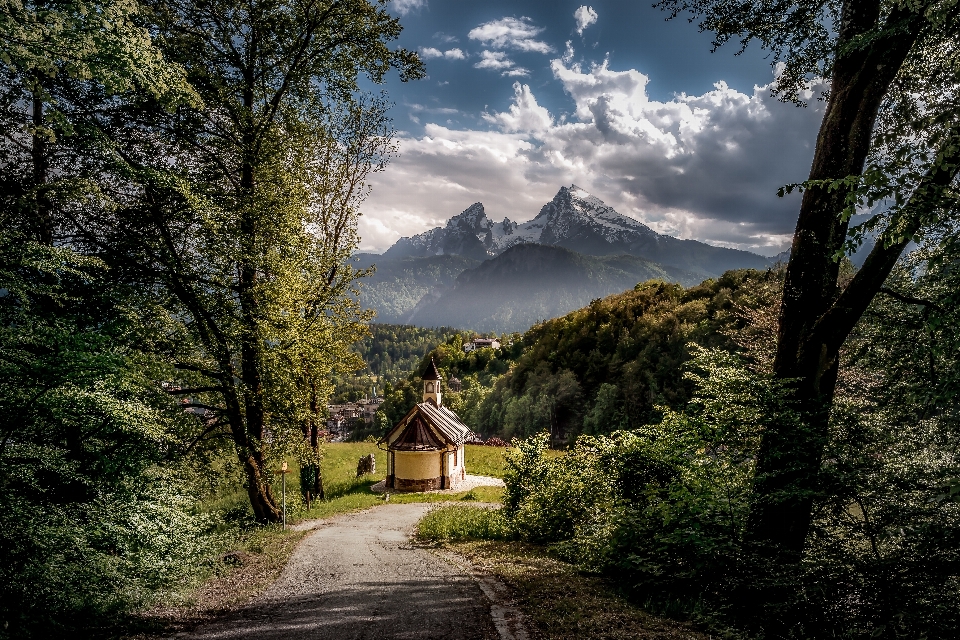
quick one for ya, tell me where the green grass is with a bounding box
[294,443,507,522]
[463,444,509,478]
[416,504,511,541]
[197,443,510,524]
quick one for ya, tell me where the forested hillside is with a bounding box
[377,269,781,441]
[475,269,780,439]
[331,324,467,402]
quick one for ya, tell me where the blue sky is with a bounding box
[359,0,828,256]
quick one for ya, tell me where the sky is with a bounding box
[357,0,828,257]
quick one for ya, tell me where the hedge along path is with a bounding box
[183,503,524,640]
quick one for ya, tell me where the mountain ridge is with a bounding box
[401,243,705,332]
[382,185,772,277]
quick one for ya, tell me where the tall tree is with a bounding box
[656,0,960,557]
[71,0,423,522]
[0,0,193,244]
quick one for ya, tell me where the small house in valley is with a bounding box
[463,337,500,353]
[379,358,470,491]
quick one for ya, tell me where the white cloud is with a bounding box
[361,61,826,256]
[421,47,466,60]
[474,50,529,76]
[482,83,552,133]
[574,6,598,35]
[562,40,575,63]
[468,17,553,54]
[474,50,512,70]
[392,0,426,16]
[409,103,460,115]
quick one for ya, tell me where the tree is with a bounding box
[658,0,960,558]
[0,0,193,245]
[69,0,424,522]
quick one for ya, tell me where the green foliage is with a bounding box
[416,505,510,542]
[1,0,426,632]
[479,270,779,439]
[331,323,462,402]
[791,233,960,638]
[500,347,779,579]
[0,236,221,637]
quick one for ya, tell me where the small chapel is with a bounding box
[379,358,470,491]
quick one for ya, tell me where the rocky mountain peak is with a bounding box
[381,184,771,277]
[447,202,490,232]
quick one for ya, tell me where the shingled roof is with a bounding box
[379,400,473,449]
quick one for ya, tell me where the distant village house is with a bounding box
[463,337,500,353]
[326,394,383,439]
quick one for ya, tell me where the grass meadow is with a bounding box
[201,443,512,524]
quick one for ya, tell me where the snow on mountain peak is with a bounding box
[385,185,661,259]
[447,202,490,231]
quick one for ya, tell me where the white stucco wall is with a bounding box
[394,450,441,480]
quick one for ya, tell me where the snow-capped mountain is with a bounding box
[382,185,771,277]
[383,185,656,259]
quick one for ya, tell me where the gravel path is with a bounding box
[182,504,518,640]
[369,474,505,494]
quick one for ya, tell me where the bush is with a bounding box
[416,505,511,542]
[498,347,794,626]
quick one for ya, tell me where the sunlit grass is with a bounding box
[416,504,511,541]
[464,444,509,478]
[198,442,510,524]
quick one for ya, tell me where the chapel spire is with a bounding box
[422,357,442,406]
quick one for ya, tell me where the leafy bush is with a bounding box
[416,505,511,541]
[498,347,802,628]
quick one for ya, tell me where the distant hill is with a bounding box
[354,253,480,323]
[403,243,705,333]
[330,323,466,403]
[383,185,772,278]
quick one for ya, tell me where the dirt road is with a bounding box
[183,503,519,640]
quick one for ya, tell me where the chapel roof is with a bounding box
[380,400,473,450]
[389,414,446,451]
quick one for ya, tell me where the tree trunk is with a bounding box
[232,45,281,524]
[747,0,922,558]
[31,89,53,246]
[302,377,325,500]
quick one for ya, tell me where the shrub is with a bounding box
[416,505,511,541]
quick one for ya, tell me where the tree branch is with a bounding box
[877,287,943,312]
[813,123,960,351]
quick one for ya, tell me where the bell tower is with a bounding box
[422,357,442,406]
